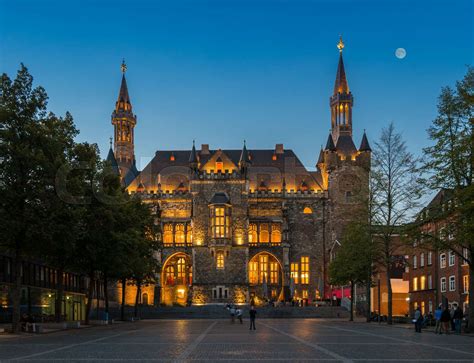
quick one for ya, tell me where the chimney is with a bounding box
[275,144,284,154]
[200,144,210,155]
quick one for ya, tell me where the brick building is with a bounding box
[108,38,371,306]
[407,189,470,315]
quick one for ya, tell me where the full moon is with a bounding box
[395,48,407,59]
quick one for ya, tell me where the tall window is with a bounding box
[175,224,185,245]
[463,275,469,293]
[420,275,426,290]
[449,275,456,291]
[249,261,258,284]
[186,225,192,245]
[428,275,432,289]
[413,277,418,291]
[216,251,225,269]
[448,251,455,266]
[421,301,425,315]
[164,266,174,285]
[248,223,258,244]
[259,224,269,243]
[440,253,446,268]
[259,254,268,283]
[440,277,447,292]
[163,224,174,245]
[271,224,281,244]
[462,248,469,265]
[413,255,417,269]
[420,253,425,267]
[177,258,186,284]
[211,206,230,238]
[270,262,279,284]
[427,251,432,265]
[300,257,309,284]
[290,263,299,284]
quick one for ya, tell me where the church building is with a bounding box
[107,38,371,306]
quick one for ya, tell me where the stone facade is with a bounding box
[107,39,371,306]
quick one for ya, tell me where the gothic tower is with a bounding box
[330,36,353,143]
[112,60,138,180]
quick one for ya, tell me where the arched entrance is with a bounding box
[161,253,192,306]
[248,252,283,305]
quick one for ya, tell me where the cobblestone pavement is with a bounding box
[1,319,474,362]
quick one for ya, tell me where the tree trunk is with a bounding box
[104,274,109,315]
[366,269,372,323]
[11,253,22,333]
[350,280,354,321]
[55,269,64,322]
[134,281,141,319]
[121,278,126,321]
[84,272,94,325]
[386,265,393,325]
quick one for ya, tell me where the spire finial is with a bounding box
[109,137,113,149]
[337,35,344,53]
[244,139,246,146]
[121,59,127,74]
[193,139,195,146]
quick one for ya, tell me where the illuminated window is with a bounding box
[163,224,174,246]
[271,224,281,244]
[413,277,418,291]
[259,254,268,283]
[216,251,225,269]
[440,253,446,268]
[189,266,193,285]
[302,290,308,299]
[249,261,258,284]
[421,301,425,315]
[211,206,230,238]
[303,207,312,214]
[290,263,299,284]
[420,276,426,290]
[177,258,186,284]
[259,224,269,243]
[164,266,174,285]
[248,223,258,244]
[186,225,192,245]
[270,262,279,284]
[175,224,185,245]
[300,257,309,284]
[463,275,469,293]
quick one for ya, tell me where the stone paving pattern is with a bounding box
[1,319,474,362]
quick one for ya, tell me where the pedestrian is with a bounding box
[450,304,456,331]
[414,307,422,333]
[434,304,443,334]
[249,305,257,330]
[230,305,236,323]
[453,305,463,334]
[441,306,451,335]
[236,308,243,324]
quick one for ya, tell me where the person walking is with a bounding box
[441,306,451,335]
[249,305,257,330]
[414,307,422,333]
[236,308,243,324]
[434,304,443,334]
[453,305,463,334]
[450,305,456,332]
[230,305,236,323]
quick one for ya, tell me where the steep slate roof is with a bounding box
[359,132,372,152]
[335,134,357,156]
[325,134,336,151]
[118,74,131,105]
[106,147,120,176]
[209,192,231,204]
[334,52,349,94]
[122,161,139,187]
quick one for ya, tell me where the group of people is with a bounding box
[226,304,257,330]
[414,304,465,334]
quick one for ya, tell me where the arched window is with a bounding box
[186,225,192,245]
[164,266,174,285]
[271,223,281,244]
[142,293,149,305]
[175,224,185,245]
[216,251,225,269]
[259,224,269,243]
[249,253,281,286]
[248,223,258,244]
[176,257,186,284]
[303,207,312,214]
[163,223,174,246]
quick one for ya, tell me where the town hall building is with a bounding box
[107,38,371,306]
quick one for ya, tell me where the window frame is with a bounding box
[440,253,446,269]
[449,275,456,292]
[440,277,447,292]
[210,204,231,239]
[448,250,455,267]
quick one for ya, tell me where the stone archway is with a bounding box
[161,253,192,306]
[248,252,284,304]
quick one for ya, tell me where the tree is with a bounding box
[329,222,375,321]
[371,122,423,324]
[422,67,473,331]
[0,65,78,331]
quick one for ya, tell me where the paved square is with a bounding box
[1,319,473,362]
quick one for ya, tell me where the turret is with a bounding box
[239,140,251,175]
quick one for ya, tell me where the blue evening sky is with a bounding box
[1,0,472,170]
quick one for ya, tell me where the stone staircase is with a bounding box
[105,305,349,320]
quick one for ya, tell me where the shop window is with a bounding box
[300,256,309,284]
